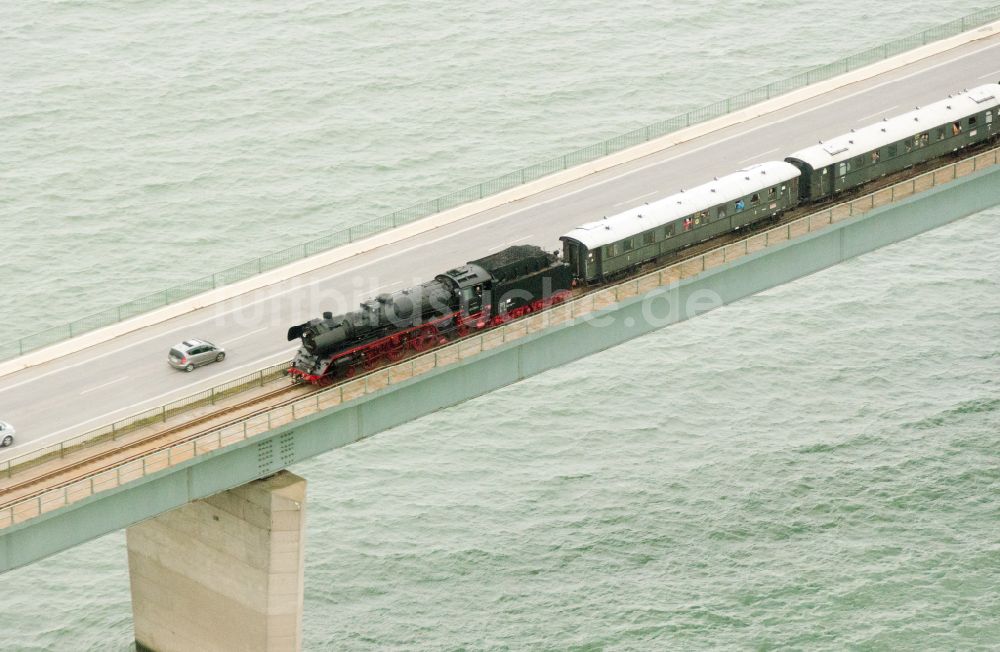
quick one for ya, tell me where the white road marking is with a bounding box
[79,376,128,395]
[3,40,998,398]
[613,191,659,207]
[978,70,1000,79]
[737,148,779,164]
[223,326,270,345]
[39,348,299,442]
[856,105,897,122]
[371,281,403,293]
[487,234,536,252]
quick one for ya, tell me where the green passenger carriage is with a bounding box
[560,162,801,283]
[786,83,1000,201]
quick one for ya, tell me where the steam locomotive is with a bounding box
[289,83,1000,384]
[287,245,572,384]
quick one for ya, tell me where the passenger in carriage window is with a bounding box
[735,199,745,212]
[871,150,880,163]
[952,121,962,136]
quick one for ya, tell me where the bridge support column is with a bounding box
[126,471,307,652]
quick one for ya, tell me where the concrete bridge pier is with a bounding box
[126,471,307,652]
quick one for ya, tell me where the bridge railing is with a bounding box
[0,360,291,479]
[2,6,999,363]
[2,145,997,530]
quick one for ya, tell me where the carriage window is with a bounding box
[871,150,880,163]
[697,211,708,223]
[936,127,946,140]
[734,198,746,212]
[643,231,655,245]
[623,238,634,252]
[717,206,727,219]
[888,144,897,156]
[664,224,674,238]
[855,156,864,168]
[952,121,962,135]
[904,139,912,153]
[987,111,993,124]
[750,193,760,205]
[838,162,847,176]
[768,187,776,199]
[918,133,929,147]
[969,116,977,126]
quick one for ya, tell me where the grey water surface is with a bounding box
[1,1,998,649]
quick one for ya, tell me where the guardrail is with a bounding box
[0,360,291,479]
[2,6,999,363]
[2,145,997,530]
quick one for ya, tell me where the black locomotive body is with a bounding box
[469,245,574,319]
[288,245,572,384]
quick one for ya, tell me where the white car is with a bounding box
[0,420,14,447]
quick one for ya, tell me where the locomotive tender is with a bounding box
[287,245,572,384]
[561,83,1000,283]
[289,83,999,383]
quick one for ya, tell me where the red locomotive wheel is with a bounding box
[387,347,404,362]
[416,325,439,350]
[456,323,469,337]
[344,366,357,379]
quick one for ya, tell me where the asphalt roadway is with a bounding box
[2,35,999,459]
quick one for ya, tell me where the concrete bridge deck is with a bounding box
[3,145,998,572]
[1,20,999,463]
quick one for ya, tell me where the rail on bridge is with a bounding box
[2,144,999,574]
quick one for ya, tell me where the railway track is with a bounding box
[0,383,316,508]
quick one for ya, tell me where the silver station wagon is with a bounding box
[0,420,15,447]
[168,339,226,372]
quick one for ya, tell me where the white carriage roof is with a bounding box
[560,161,801,250]
[786,83,1000,169]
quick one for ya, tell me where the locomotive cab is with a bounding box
[437,264,491,318]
